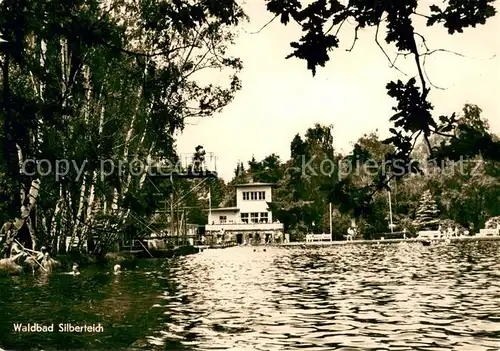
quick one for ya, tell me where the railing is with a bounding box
[477,228,500,237]
[417,230,470,239]
[416,230,442,239]
[65,236,84,251]
[206,222,284,231]
[305,233,331,242]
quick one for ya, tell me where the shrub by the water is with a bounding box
[485,216,500,229]
[0,258,22,276]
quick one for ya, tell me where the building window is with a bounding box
[251,213,259,223]
[242,190,267,201]
[241,213,249,223]
[260,212,268,223]
[219,216,227,224]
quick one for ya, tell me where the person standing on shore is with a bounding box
[346,227,354,241]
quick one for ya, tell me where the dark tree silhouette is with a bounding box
[264,0,499,214]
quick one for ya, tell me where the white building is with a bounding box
[205,182,284,245]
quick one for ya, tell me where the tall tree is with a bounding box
[413,189,440,230]
[0,0,245,254]
[265,0,499,201]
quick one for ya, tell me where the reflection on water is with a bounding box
[1,242,499,350]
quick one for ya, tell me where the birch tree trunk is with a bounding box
[50,184,63,250]
[80,105,106,243]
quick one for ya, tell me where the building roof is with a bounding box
[209,207,240,212]
[234,182,275,188]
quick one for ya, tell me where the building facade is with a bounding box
[205,182,284,245]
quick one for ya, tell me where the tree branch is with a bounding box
[100,40,198,58]
[347,25,360,52]
[325,16,346,36]
[375,21,407,76]
[246,15,278,34]
[412,11,432,20]
[423,133,433,156]
[411,130,423,153]
[410,34,428,98]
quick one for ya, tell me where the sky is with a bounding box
[176,0,500,181]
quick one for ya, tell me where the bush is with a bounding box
[0,258,22,276]
[485,216,500,229]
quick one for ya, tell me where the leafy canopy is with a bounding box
[265,0,498,197]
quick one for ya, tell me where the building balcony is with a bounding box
[206,222,284,232]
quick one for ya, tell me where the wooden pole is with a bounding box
[138,240,154,258]
[170,173,175,246]
[208,187,211,224]
[19,246,39,254]
[388,190,394,234]
[184,209,187,246]
[15,239,47,272]
[329,203,332,241]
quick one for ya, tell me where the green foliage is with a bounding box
[433,157,500,230]
[267,0,495,73]
[435,104,500,162]
[0,0,245,251]
[228,105,500,239]
[485,216,500,229]
[248,154,284,183]
[265,0,499,205]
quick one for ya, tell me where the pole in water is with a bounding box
[388,189,394,234]
[329,203,332,241]
[208,187,212,226]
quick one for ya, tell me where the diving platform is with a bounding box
[147,170,218,179]
[147,150,218,180]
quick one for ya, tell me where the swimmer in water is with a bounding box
[71,263,80,275]
[113,264,121,274]
[41,252,53,273]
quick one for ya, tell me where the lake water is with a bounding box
[0,242,499,350]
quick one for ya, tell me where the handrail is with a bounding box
[305,233,331,242]
[207,222,283,226]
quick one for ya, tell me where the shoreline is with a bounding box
[0,245,200,276]
[276,235,500,247]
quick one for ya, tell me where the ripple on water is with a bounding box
[138,243,500,350]
[4,242,497,351]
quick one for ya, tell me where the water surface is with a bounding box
[1,242,499,350]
